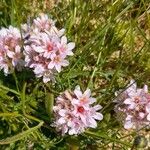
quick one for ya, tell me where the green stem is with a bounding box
[23,120,38,139]
[85,131,131,147]
[88,51,101,88]
[0,112,21,117]
[21,82,27,115]
[12,71,20,93]
[21,82,43,125]
[0,84,20,96]
[0,121,43,145]
[24,114,42,123]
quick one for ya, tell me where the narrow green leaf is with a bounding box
[0,121,43,145]
[21,82,27,115]
[45,93,54,118]
[0,112,21,117]
[0,84,20,96]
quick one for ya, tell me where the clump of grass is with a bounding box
[0,0,150,149]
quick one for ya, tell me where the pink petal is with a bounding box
[71,98,79,105]
[12,60,17,67]
[3,65,9,75]
[127,90,137,97]
[15,45,21,53]
[57,97,64,101]
[7,50,14,58]
[84,89,91,98]
[66,51,74,56]
[68,129,76,135]
[58,28,65,37]
[34,46,45,53]
[137,89,143,96]
[124,120,133,129]
[143,85,148,93]
[124,98,132,104]
[55,64,61,72]
[89,98,96,104]
[129,80,137,90]
[146,104,150,113]
[50,53,56,59]
[62,60,69,66]
[48,62,55,69]
[34,65,44,74]
[88,117,97,128]
[128,102,136,109]
[67,42,75,51]
[126,80,137,97]
[57,117,66,124]
[74,86,83,99]
[93,112,103,120]
[139,112,145,119]
[126,115,132,120]
[80,114,87,126]
[93,105,102,111]
[53,106,59,112]
[58,109,67,117]
[43,76,50,83]
[62,125,68,134]
[64,90,73,100]
[67,120,73,127]
[61,36,67,44]
[147,114,150,121]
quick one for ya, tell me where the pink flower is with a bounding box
[89,105,103,125]
[72,101,103,128]
[115,80,150,130]
[32,13,65,37]
[33,13,55,31]
[42,34,57,58]
[48,54,69,72]
[124,83,148,110]
[73,85,96,105]
[67,118,85,135]
[23,14,75,83]
[7,45,24,68]
[57,36,75,57]
[124,115,133,129]
[53,86,103,135]
[0,26,24,75]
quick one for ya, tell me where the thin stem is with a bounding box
[85,130,131,147]
[24,114,42,123]
[23,120,38,139]
[88,51,101,88]
[21,82,43,125]
[21,82,27,115]
[12,71,20,93]
[0,84,20,96]
[0,112,21,117]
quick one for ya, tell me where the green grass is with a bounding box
[0,0,150,149]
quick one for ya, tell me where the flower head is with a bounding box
[33,13,55,31]
[23,14,75,83]
[0,26,24,75]
[115,80,150,130]
[53,86,103,135]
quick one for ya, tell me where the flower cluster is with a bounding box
[115,80,150,130]
[0,26,24,75]
[23,13,75,83]
[53,86,103,135]
[0,14,74,83]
